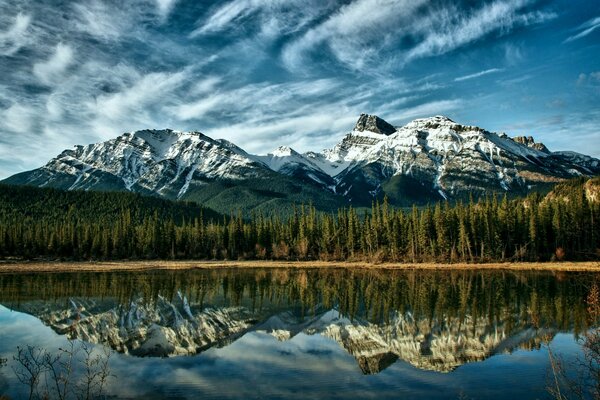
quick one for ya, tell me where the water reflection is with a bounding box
[0,268,595,375]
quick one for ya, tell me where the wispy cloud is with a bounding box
[576,71,600,87]
[455,68,503,82]
[387,99,465,122]
[0,12,31,56]
[281,0,555,73]
[91,68,192,129]
[33,43,74,85]
[282,0,427,72]
[564,16,600,43]
[156,0,177,19]
[190,0,331,38]
[405,0,556,62]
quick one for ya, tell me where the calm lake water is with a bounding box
[0,268,597,399]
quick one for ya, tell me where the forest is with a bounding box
[0,177,598,263]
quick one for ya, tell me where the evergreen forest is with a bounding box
[0,177,598,263]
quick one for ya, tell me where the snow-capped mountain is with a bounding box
[4,129,271,199]
[309,114,599,204]
[4,114,599,210]
[6,297,555,374]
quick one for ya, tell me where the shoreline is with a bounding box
[0,260,599,273]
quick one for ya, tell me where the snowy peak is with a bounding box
[271,145,298,157]
[14,128,270,198]
[353,113,397,135]
[256,145,335,187]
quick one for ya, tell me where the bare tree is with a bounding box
[548,281,600,399]
[75,343,111,400]
[12,346,47,400]
[10,340,112,400]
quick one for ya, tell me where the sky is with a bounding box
[0,0,598,179]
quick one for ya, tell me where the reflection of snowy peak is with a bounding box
[4,114,599,208]
[9,300,557,373]
[255,309,554,374]
[13,295,255,357]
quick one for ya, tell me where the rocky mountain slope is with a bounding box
[4,114,599,211]
[6,297,554,374]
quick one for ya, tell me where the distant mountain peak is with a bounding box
[270,146,297,157]
[353,113,396,135]
[415,115,455,122]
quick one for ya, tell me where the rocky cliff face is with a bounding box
[353,113,397,135]
[4,114,599,208]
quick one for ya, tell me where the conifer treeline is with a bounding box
[0,178,598,262]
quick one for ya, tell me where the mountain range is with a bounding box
[4,114,599,214]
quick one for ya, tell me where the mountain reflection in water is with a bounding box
[0,268,594,375]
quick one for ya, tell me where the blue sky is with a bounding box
[0,0,598,178]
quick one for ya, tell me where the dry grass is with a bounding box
[0,260,599,274]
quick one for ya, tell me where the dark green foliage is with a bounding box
[0,178,598,262]
[181,175,347,216]
[0,184,221,223]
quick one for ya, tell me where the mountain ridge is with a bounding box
[4,114,599,212]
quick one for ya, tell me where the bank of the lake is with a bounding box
[0,260,598,273]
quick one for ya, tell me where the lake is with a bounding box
[0,268,597,399]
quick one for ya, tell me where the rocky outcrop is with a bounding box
[353,113,397,135]
[512,136,550,153]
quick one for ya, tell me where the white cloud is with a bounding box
[33,43,74,85]
[191,0,254,35]
[387,99,464,122]
[156,0,177,18]
[405,0,556,62]
[170,78,341,121]
[2,103,37,133]
[282,0,427,71]
[172,94,225,120]
[501,111,600,157]
[205,110,359,154]
[92,69,190,123]
[72,0,152,41]
[190,0,333,38]
[564,16,600,43]
[0,13,31,56]
[455,68,503,82]
[283,0,555,71]
[190,75,223,95]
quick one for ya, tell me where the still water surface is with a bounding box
[0,268,596,399]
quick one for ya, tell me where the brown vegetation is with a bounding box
[0,260,599,274]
